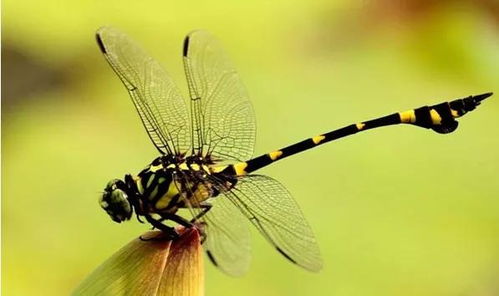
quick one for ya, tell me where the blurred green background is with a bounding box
[2,0,499,295]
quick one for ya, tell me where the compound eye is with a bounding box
[100,180,133,223]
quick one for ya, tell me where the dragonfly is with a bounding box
[96,26,492,276]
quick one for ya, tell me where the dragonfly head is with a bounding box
[100,179,133,223]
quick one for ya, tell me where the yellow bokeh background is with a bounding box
[2,1,499,295]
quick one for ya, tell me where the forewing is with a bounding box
[173,172,251,276]
[96,27,190,154]
[225,174,323,272]
[183,30,256,161]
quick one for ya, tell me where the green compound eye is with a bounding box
[100,179,132,223]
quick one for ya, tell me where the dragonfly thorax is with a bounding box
[100,154,234,225]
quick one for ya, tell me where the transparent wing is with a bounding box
[225,174,323,272]
[96,27,190,154]
[173,171,251,276]
[183,30,256,161]
[202,195,251,276]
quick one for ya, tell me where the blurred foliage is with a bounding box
[2,0,498,295]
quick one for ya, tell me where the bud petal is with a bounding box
[73,228,203,296]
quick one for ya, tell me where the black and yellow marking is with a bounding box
[223,93,492,176]
[98,27,493,275]
[134,156,219,216]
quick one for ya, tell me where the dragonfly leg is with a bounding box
[189,203,212,223]
[158,212,192,228]
[195,222,208,244]
[141,214,179,241]
[135,214,145,223]
[158,212,207,243]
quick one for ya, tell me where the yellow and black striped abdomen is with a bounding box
[224,93,492,176]
[361,93,490,134]
[398,98,470,133]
